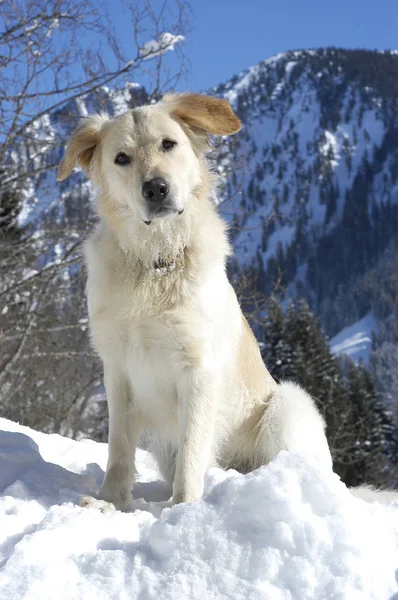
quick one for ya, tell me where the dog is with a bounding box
[57,93,395,510]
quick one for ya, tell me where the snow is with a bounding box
[319,131,339,166]
[285,61,296,77]
[330,312,379,364]
[75,97,89,118]
[21,268,39,281]
[139,33,185,60]
[224,64,261,106]
[2,419,398,599]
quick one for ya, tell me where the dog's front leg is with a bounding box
[173,370,217,504]
[98,365,141,510]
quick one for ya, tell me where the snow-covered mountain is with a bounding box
[25,49,398,310]
[36,49,398,327]
[213,49,397,322]
[3,48,398,431]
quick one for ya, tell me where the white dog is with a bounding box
[58,93,395,510]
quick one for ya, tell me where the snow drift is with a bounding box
[1,418,398,599]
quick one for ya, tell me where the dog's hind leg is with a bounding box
[149,439,177,487]
[258,381,333,469]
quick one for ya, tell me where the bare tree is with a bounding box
[0,0,191,436]
[0,0,190,198]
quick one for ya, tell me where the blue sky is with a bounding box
[111,0,398,92]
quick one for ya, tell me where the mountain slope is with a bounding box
[214,49,398,327]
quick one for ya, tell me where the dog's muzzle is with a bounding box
[142,177,183,224]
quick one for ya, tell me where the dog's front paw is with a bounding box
[80,495,116,514]
[80,486,131,512]
[172,482,203,505]
[172,491,192,505]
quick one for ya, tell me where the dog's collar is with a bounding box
[153,246,186,273]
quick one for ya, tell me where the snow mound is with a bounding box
[1,419,398,599]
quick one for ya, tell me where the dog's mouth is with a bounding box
[143,202,184,225]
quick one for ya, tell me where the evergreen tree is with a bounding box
[260,299,397,487]
[342,363,397,486]
[261,299,291,377]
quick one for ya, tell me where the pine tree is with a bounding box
[261,298,293,380]
[343,363,398,486]
[260,299,397,487]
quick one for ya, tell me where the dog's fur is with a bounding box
[58,93,395,510]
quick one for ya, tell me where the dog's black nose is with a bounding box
[142,178,169,203]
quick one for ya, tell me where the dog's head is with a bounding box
[57,94,241,225]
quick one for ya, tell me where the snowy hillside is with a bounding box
[1,418,398,599]
[214,50,398,325]
[330,313,379,364]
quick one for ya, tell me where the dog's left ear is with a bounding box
[163,93,241,136]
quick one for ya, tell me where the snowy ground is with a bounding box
[1,419,398,599]
[330,312,379,365]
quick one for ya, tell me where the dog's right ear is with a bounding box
[57,113,109,181]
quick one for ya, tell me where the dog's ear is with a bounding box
[57,113,109,181]
[163,93,241,136]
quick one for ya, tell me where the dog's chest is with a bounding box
[124,318,182,424]
[88,261,197,432]
[87,252,190,348]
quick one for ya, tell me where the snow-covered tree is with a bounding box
[261,299,397,488]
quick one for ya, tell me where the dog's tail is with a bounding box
[264,381,398,505]
[350,485,398,504]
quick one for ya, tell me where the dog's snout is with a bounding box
[142,178,169,203]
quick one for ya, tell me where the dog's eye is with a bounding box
[115,152,131,166]
[162,139,177,151]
